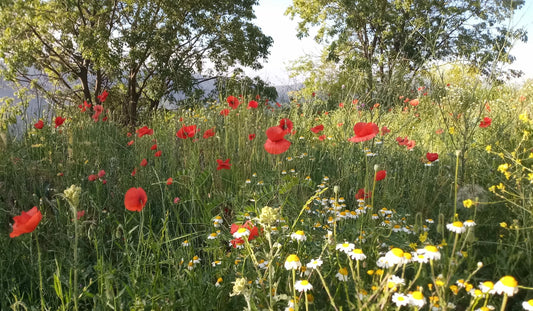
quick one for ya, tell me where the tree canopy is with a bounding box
[0,0,273,125]
[286,0,527,96]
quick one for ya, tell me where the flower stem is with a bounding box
[35,233,45,311]
[316,270,338,311]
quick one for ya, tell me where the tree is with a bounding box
[0,0,273,125]
[215,69,279,104]
[286,0,527,96]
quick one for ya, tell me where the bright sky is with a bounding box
[246,0,533,86]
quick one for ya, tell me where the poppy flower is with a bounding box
[92,105,103,122]
[406,140,416,150]
[154,150,162,157]
[137,126,154,137]
[150,144,158,150]
[127,140,134,146]
[264,126,291,154]
[279,118,293,132]
[479,117,492,128]
[355,188,371,200]
[247,100,258,109]
[311,124,324,134]
[78,100,92,112]
[396,136,408,146]
[230,237,245,248]
[276,102,281,108]
[98,170,106,178]
[176,125,198,139]
[76,210,85,220]
[97,90,109,103]
[9,206,43,238]
[166,178,173,185]
[54,116,66,128]
[124,187,147,212]
[203,128,215,139]
[375,170,387,181]
[88,174,97,181]
[34,120,44,129]
[348,122,379,142]
[220,109,230,116]
[216,159,231,170]
[318,135,326,141]
[435,128,443,135]
[426,153,439,162]
[131,168,137,176]
[381,126,390,135]
[140,158,148,167]
[227,96,240,109]
[230,221,259,241]
[248,133,256,141]
[339,102,344,108]
[409,98,419,106]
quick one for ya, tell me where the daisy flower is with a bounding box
[182,240,189,247]
[479,281,495,294]
[192,255,201,264]
[336,267,348,281]
[408,291,426,308]
[384,248,406,266]
[392,292,409,307]
[336,242,355,254]
[258,259,269,269]
[215,277,223,287]
[285,254,302,270]
[446,221,467,234]
[294,280,313,292]
[207,232,218,240]
[348,248,366,261]
[387,275,405,290]
[233,227,250,239]
[464,219,476,227]
[523,299,533,311]
[418,245,441,261]
[306,258,323,269]
[291,230,307,242]
[494,276,519,296]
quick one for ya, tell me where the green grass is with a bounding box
[0,78,532,310]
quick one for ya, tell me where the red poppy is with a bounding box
[137,126,154,137]
[92,105,103,122]
[97,90,109,103]
[216,159,231,170]
[54,116,66,128]
[255,94,260,100]
[176,125,198,139]
[34,120,44,129]
[88,174,97,181]
[247,100,258,109]
[375,170,387,181]
[154,150,162,157]
[230,221,259,241]
[381,126,390,135]
[279,118,293,132]
[426,152,439,162]
[127,140,135,146]
[9,206,42,238]
[311,124,324,134]
[248,133,256,141]
[102,116,108,122]
[131,168,137,176]
[78,100,92,112]
[124,187,147,212]
[479,117,492,128]
[230,237,245,248]
[140,159,148,167]
[396,136,409,146]
[409,98,419,106]
[312,92,316,97]
[76,210,85,220]
[98,170,106,178]
[150,144,158,150]
[276,102,281,108]
[220,108,230,116]
[406,140,416,150]
[318,135,326,141]
[348,122,379,142]
[102,180,107,184]
[166,178,173,185]
[264,126,291,154]
[203,128,215,139]
[339,102,344,108]
[227,95,240,109]
[355,188,371,200]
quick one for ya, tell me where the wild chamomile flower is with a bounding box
[281,170,287,175]
[258,259,269,269]
[233,227,250,239]
[412,252,429,264]
[306,258,323,269]
[494,276,519,296]
[336,267,349,281]
[418,245,441,261]
[215,277,223,287]
[192,255,201,264]
[387,275,405,290]
[385,248,406,266]
[479,281,495,294]
[187,261,195,270]
[522,299,533,311]
[212,215,223,225]
[348,249,366,261]
[464,220,476,227]
[294,280,313,292]
[245,179,251,184]
[182,240,189,247]
[285,254,302,270]
[291,230,307,242]
[392,293,409,307]
[336,242,355,254]
[426,218,434,224]
[408,291,426,308]
[212,260,222,267]
[446,221,466,233]
[207,232,218,240]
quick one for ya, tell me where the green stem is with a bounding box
[316,270,338,311]
[292,269,298,311]
[35,233,45,311]
[500,293,509,311]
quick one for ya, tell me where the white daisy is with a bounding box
[294,280,313,292]
[233,227,250,239]
[336,242,355,254]
[446,221,467,233]
[306,258,323,269]
[291,230,307,242]
[348,248,366,261]
[392,292,409,307]
[408,291,426,308]
[284,254,302,270]
[335,267,348,281]
[494,276,519,296]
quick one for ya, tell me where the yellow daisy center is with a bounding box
[300,280,309,286]
[412,291,423,300]
[452,221,464,228]
[286,254,300,263]
[500,276,518,287]
[391,248,404,257]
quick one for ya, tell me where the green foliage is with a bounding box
[215,70,279,104]
[0,0,273,125]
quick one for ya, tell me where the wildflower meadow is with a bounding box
[1,73,533,311]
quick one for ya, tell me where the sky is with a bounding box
[245,0,533,86]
